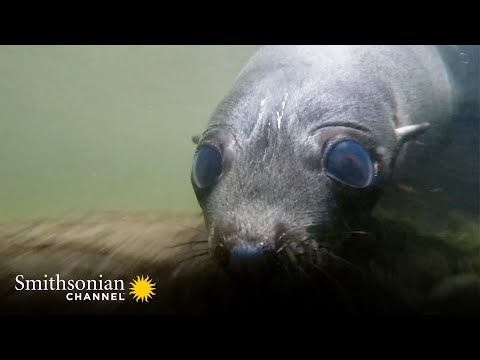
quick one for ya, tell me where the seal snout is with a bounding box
[227,244,269,276]
[213,223,291,278]
[230,244,264,261]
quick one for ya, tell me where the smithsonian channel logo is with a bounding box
[14,274,156,302]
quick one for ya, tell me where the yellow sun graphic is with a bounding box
[129,275,156,302]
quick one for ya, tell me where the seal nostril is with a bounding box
[230,244,264,262]
[227,243,270,277]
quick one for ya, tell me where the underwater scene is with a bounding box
[0,45,478,314]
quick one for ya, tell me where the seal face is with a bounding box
[191,45,455,278]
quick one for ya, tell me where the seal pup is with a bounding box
[0,46,477,314]
[190,45,477,289]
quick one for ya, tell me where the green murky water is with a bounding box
[0,45,260,222]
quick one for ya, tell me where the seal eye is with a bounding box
[325,140,374,188]
[192,145,223,189]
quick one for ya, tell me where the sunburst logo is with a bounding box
[129,275,156,302]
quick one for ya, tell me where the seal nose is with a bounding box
[213,223,290,278]
[215,237,269,267]
[230,244,264,261]
[228,243,268,275]
[220,242,271,277]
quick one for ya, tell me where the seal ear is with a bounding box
[191,134,200,145]
[395,123,430,146]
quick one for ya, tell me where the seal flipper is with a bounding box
[191,134,200,145]
[395,123,431,147]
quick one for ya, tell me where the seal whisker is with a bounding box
[276,243,287,254]
[167,240,209,249]
[175,251,210,266]
[342,231,370,235]
[172,223,208,234]
[171,252,214,279]
[320,249,364,275]
[176,247,211,257]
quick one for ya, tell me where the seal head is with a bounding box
[191,46,452,278]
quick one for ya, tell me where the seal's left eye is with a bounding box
[192,145,223,189]
[325,140,374,188]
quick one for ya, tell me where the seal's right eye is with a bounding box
[192,145,223,189]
